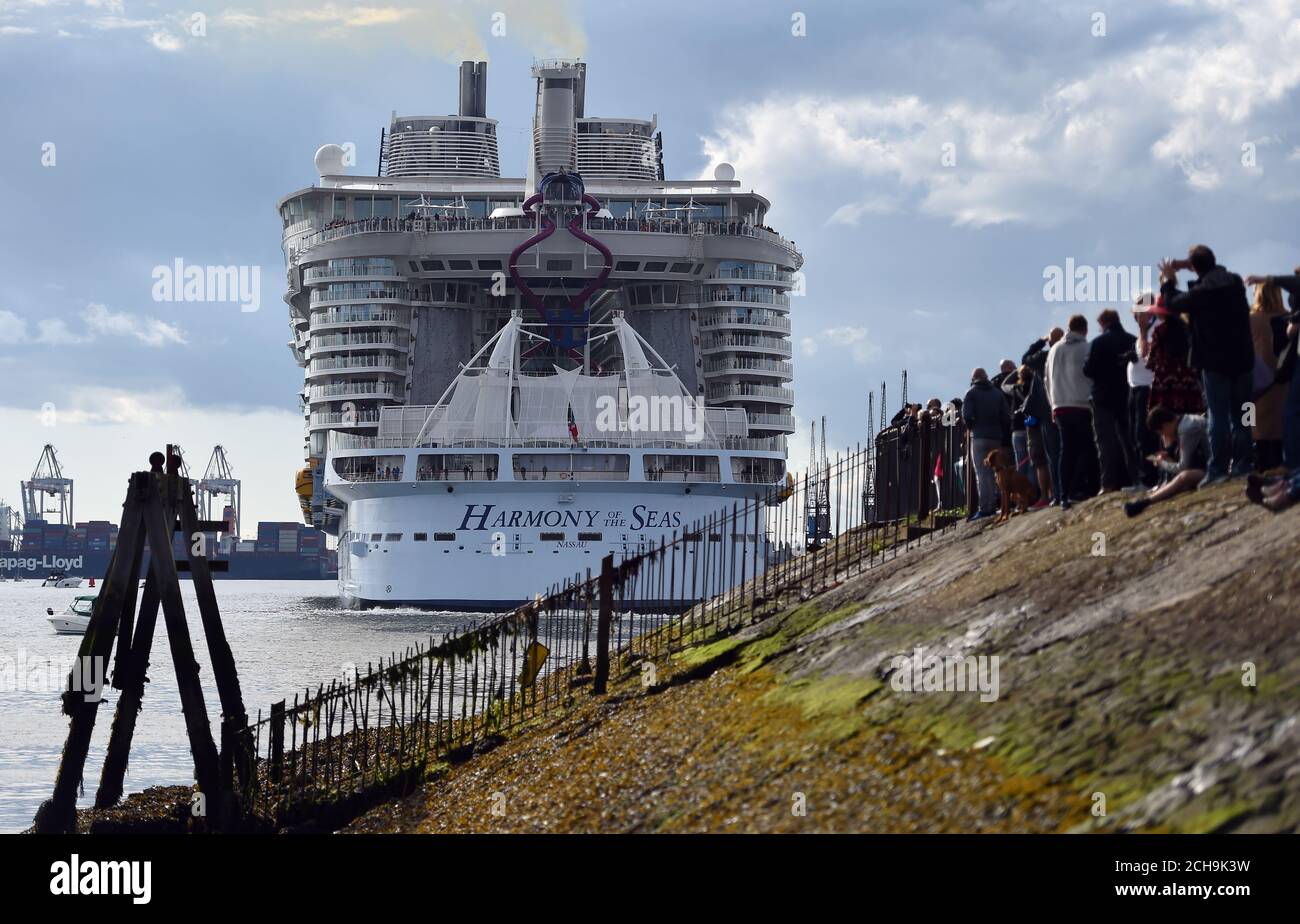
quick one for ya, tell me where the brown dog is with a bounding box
[983,447,1038,522]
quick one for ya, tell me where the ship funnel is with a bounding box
[458,61,487,118]
[531,59,585,180]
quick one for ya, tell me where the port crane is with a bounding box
[195,445,241,537]
[0,500,21,551]
[805,416,832,550]
[21,444,73,526]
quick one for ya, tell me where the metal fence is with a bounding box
[238,424,970,827]
[871,412,971,522]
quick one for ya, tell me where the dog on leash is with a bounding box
[983,447,1038,523]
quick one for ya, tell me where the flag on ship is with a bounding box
[567,404,579,443]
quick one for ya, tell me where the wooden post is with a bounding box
[269,700,286,785]
[34,474,151,833]
[592,554,614,694]
[176,478,252,788]
[40,454,251,832]
[96,565,161,808]
[110,537,145,686]
[140,473,222,816]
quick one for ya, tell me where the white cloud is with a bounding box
[702,0,1300,227]
[827,193,903,226]
[799,336,818,357]
[3,0,590,59]
[83,302,187,346]
[147,29,180,51]
[35,318,89,345]
[0,310,27,343]
[0,25,38,35]
[0,304,187,348]
[823,326,881,364]
[89,17,162,31]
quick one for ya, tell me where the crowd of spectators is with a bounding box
[953,244,1300,520]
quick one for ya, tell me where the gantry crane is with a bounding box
[806,416,832,550]
[195,445,241,537]
[21,444,73,526]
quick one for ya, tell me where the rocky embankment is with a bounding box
[351,481,1300,834]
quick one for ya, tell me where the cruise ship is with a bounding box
[279,60,802,607]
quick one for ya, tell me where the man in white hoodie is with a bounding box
[1045,314,1096,509]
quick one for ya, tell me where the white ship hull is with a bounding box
[333,476,772,609]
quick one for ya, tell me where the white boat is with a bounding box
[47,595,96,635]
[41,571,83,588]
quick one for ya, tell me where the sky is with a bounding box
[2,0,1300,530]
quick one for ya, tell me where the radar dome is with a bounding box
[314,144,348,177]
[713,162,736,182]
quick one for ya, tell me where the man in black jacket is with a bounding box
[1082,308,1138,491]
[1159,245,1255,482]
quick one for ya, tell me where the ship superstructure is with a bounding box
[279,60,801,607]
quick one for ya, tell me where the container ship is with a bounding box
[280,60,801,607]
[0,446,336,581]
[0,517,336,581]
[1,517,335,582]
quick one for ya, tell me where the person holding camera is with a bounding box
[1159,245,1255,483]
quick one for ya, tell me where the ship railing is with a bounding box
[303,263,400,281]
[708,384,796,402]
[511,470,629,482]
[290,215,801,265]
[701,289,791,308]
[747,412,797,428]
[328,433,787,453]
[706,268,795,283]
[699,312,792,332]
[704,358,793,376]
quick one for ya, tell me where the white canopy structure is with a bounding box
[397,312,743,447]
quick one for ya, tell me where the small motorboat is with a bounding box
[41,571,83,588]
[48,595,96,635]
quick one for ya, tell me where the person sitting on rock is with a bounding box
[1124,405,1209,517]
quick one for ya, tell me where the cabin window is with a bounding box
[512,453,629,481]
[643,454,721,482]
[414,533,428,541]
[434,532,456,542]
[540,532,565,542]
[578,532,603,542]
[384,533,402,542]
[416,454,499,481]
[731,457,786,483]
